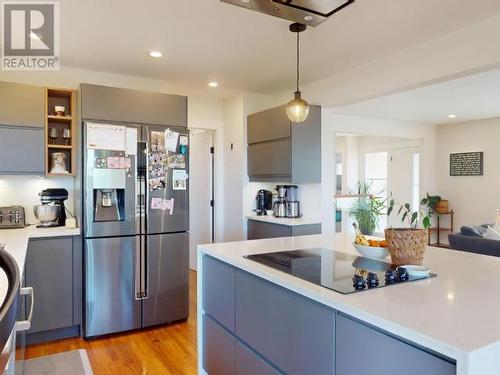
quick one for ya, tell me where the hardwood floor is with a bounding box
[24,271,198,375]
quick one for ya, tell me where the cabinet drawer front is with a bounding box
[247,105,290,144]
[203,256,235,331]
[247,139,291,179]
[247,220,291,240]
[26,238,74,333]
[0,126,44,174]
[235,341,281,375]
[235,271,335,375]
[203,315,235,375]
[336,314,456,375]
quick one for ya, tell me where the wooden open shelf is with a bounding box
[47,144,73,150]
[47,115,73,122]
[45,88,77,176]
[428,210,454,248]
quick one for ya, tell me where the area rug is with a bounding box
[19,349,93,375]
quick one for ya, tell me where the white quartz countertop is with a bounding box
[198,233,500,375]
[0,226,80,307]
[246,214,321,226]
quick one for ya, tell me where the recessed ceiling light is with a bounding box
[149,51,162,58]
[304,15,314,21]
[208,81,219,88]
[241,0,250,3]
[448,114,456,119]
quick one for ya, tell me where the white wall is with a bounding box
[222,95,245,241]
[223,92,285,241]
[436,117,500,231]
[187,96,225,244]
[189,130,214,270]
[0,66,171,92]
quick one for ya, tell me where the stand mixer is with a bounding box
[34,189,68,227]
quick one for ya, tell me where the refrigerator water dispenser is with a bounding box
[93,169,126,222]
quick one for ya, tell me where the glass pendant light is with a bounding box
[286,23,309,123]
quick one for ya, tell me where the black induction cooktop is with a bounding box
[245,248,436,294]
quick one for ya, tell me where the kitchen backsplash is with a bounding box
[0,176,75,225]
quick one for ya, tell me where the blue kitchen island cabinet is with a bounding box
[200,255,456,375]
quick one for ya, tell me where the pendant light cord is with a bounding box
[296,31,300,92]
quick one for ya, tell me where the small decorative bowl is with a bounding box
[353,243,390,260]
[55,105,66,116]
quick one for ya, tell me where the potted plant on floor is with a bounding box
[349,182,385,236]
[386,200,431,265]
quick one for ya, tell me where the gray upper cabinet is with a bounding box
[0,126,44,174]
[79,84,187,127]
[247,139,291,180]
[247,105,290,143]
[247,105,321,183]
[336,314,456,375]
[291,106,322,184]
[0,81,45,128]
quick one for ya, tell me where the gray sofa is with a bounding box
[448,226,500,257]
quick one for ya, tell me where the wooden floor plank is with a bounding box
[24,271,198,375]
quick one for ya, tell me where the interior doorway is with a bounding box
[387,147,420,227]
[335,134,421,234]
[189,129,215,270]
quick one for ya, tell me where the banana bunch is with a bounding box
[353,223,369,245]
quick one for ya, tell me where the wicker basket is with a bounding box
[435,200,449,214]
[384,228,428,265]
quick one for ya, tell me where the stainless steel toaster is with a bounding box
[0,206,26,229]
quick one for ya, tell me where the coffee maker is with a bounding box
[273,185,301,218]
[273,185,289,218]
[255,190,272,216]
[38,188,69,227]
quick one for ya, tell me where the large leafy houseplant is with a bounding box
[349,182,385,236]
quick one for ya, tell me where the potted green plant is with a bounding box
[349,182,385,236]
[421,193,449,214]
[386,200,432,265]
[421,194,441,214]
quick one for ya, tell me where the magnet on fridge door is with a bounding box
[165,129,179,153]
[172,169,188,190]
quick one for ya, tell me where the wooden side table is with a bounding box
[428,210,454,248]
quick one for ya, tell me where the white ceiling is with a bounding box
[334,67,500,125]
[58,0,500,97]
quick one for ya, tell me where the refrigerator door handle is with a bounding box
[142,235,149,300]
[144,140,150,233]
[134,236,143,300]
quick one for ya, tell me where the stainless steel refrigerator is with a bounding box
[82,121,189,338]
